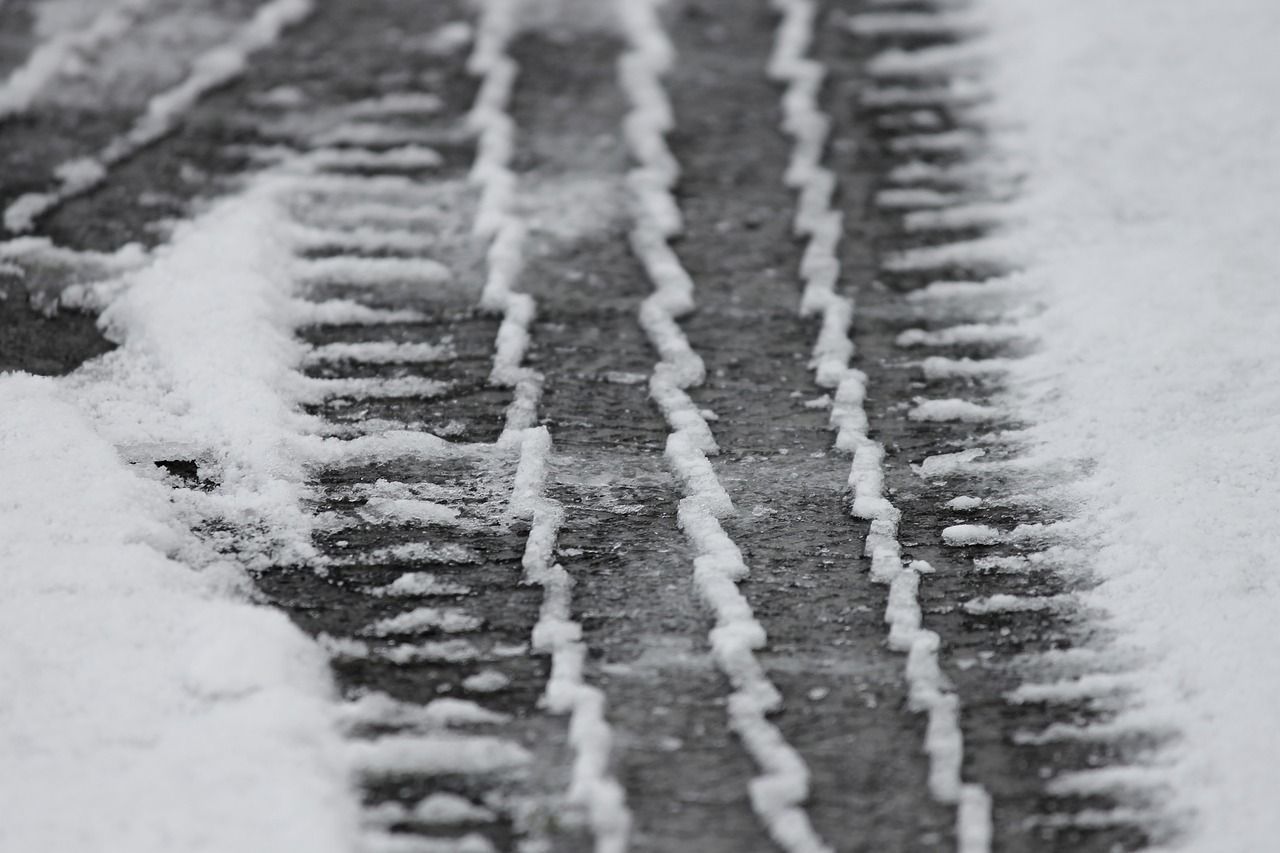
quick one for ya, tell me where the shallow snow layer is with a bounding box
[978,0,1280,848]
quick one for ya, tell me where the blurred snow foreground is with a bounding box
[969,0,1280,849]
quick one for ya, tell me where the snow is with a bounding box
[909,398,999,423]
[366,793,497,827]
[371,573,472,598]
[772,2,996,848]
[462,670,511,694]
[4,0,314,232]
[618,3,836,850]
[964,0,1280,846]
[362,607,484,637]
[0,378,357,853]
[0,145,390,848]
[295,255,453,287]
[348,734,531,777]
[0,0,155,119]
[338,694,508,729]
[305,340,455,366]
[465,6,632,848]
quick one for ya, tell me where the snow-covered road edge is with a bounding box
[969,1,1280,849]
[0,181,358,852]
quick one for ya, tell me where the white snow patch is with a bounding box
[909,398,1000,423]
[362,607,483,637]
[975,0,1280,845]
[349,734,531,777]
[0,379,357,853]
[370,573,472,598]
[942,524,1001,546]
[462,670,511,694]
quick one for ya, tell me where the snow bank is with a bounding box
[0,376,356,853]
[0,175,357,849]
[975,0,1280,847]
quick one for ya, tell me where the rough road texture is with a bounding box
[2,0,1159,851]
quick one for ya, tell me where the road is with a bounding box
[0,1,1163,851]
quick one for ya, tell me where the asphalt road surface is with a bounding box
[0,1,1161,851]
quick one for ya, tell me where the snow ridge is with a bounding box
[618,3,832,851]
[3,0,315,232]
[466,5,631,850]
[769,4,993,851]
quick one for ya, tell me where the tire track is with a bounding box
[505,21,771,853]
[768,2,991,850]
[4,0,315,233]
[825,4,1165,850]
[618,3,834,851]
[466,3,631,849]
[206,10,587,850]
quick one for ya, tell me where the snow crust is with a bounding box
[966,0,1280,846]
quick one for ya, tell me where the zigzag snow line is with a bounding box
[3,0,315,233]
[617,3,832,851]
[0,0,157,119]
[767,3,992,851]
[465,4,631,850]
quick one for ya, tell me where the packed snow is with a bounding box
[972,0,1280,847]
[0,177,358,851]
